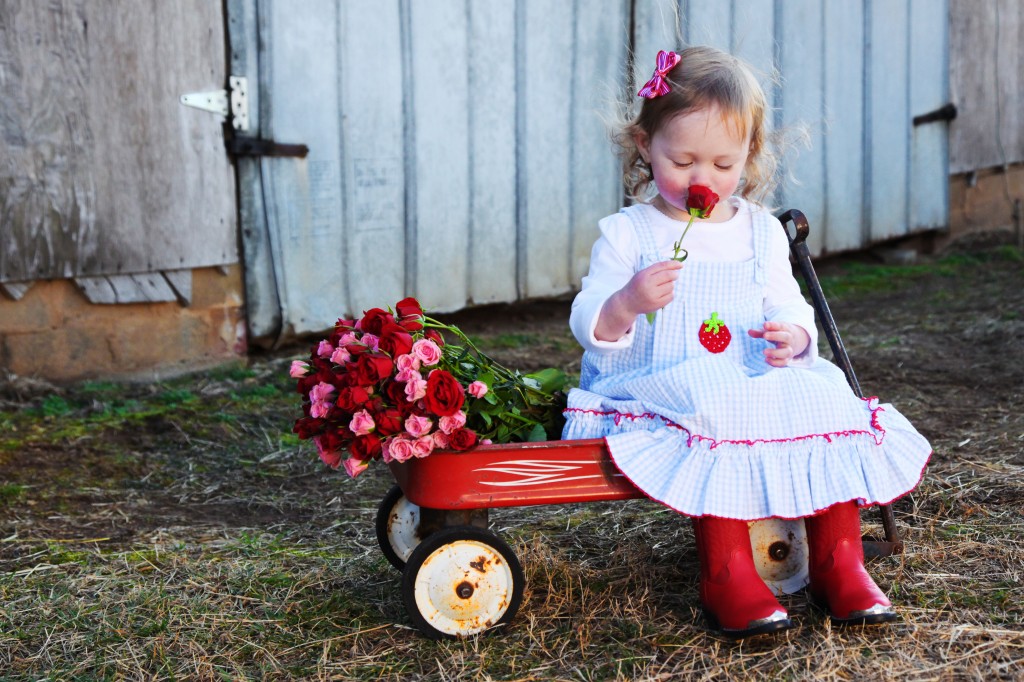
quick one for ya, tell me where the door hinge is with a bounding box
[180,75,250,132]
[180,76,308,157]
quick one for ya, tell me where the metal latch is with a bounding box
[180,75,250,132]
[912,103,957,127]
[180,76,308,157]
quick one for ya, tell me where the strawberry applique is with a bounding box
[698,312,731,353]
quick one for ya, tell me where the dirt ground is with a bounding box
[0,238,1021,551]
[0,236,1022,679]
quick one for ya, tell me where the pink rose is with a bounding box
[388,436,416,463]
[338,331,358,346]
[314,435,342,469]
[439,410,467,435]
[310,401,331,419]
[412,339,442,366]
[467,381,488,398]
[404,414,433,438]
[330,346,351,365]
[343,457,369,478]
[396,354,421,372]
[317,340,333,358]
[432,431,450,449]
[289,360,310,378]
[348,409,376,436]
[395,367,422,384]
[413,435,435,458]
[405,378,427,402]
[361,333,380,351]
[381,440,394,463]
[309,381,335,404]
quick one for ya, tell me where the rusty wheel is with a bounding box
[375,485,421,571]
[401,526,524,639]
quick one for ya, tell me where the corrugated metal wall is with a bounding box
[230,0,950,343]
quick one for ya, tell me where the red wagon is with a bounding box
[372,211,903,639]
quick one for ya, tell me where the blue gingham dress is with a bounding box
[563,205,932,520]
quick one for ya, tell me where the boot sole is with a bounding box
[703,609,794,640]
[808,594,898,627]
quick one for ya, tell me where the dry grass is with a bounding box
[0,244,1022,680]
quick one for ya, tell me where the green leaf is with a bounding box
[527,423,547,442]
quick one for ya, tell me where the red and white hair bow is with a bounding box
[637,50,681,99]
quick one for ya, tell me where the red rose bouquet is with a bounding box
[291,297,567,477]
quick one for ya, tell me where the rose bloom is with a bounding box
[330,346,351,365]
[309,381,335,405]
[423,370,465,416]
[411,339,442,366]
[405,378,427,402]
[467,381,488,398]
[289,360,310,378]
[448,427,478,451]
[413,435,435,458]
[343,457,369,478]
[317,340,333,358]
[388,435,416,463]
[395,367,422,384]
[404,414,433,438]
[439,410,467,435]
[314,435,342,468]
[349,409,375,436]
[396,353,421,372]
[432,430,450,449]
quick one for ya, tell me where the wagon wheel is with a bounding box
[401,526,524,639]
[375,485,421,571]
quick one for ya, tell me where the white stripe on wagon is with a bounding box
[474,459,626,487]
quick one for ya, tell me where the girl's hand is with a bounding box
[748,321,810,368]
[595,260,682,341]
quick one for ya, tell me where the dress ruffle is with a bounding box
[563,402,931,520]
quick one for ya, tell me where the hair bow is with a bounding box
[637,50,681,99]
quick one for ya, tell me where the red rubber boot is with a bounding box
[692,517,792,638]
[804,502,897,625]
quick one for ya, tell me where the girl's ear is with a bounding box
[634,130,651,163]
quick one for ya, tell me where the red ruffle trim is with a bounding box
[563,396,887,450]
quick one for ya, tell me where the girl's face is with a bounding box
[635,105,750,222]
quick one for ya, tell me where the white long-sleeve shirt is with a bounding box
[569,198,818,365]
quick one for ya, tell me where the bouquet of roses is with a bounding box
[290,297,567,477]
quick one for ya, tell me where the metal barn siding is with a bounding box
[231,0,949,343]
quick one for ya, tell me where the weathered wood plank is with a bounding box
[227,0,280,340]
[867,0,911,242]
[778,0,826,254]
[823,0,865,253]
[519,0,574,298]
[683,0,732,53]
[909,0,949,231]
[0,0,237,283]
[409,1,470,312]
[339,0,406,320]
[162,269,193,306]
[0,282,32,301]
[570,0,630,285]
[466,0,517,306]
[949,0,1024,172]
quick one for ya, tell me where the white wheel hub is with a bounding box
[412,539,516,637]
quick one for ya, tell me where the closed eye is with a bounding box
[715,164,734,170]
[674,161,693,169]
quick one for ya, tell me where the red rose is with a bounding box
[448,427,477,451]
[353,353,394,386]
[336,385,372,412]
[350,433,382,460]
[292,416,323,439]
[378,322,414,358]
[423,370,465,417]
[358,308,394,336]
[374,408,404,436]
[395,297,425,332]
[424,329,445,347]
[686,184,720,218]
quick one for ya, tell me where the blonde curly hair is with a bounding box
[613,46,780,205]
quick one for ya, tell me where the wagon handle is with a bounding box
[777,209,902,556]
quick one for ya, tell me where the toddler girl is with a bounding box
[563,46,931,638]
